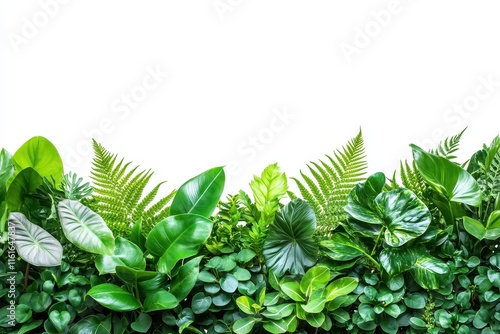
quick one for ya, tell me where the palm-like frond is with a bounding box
[89,140,175,237]
[430,128,466,162]
[292,129,367,232]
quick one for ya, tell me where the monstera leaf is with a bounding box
[263,199,318,276]
[58,199,115,255]
[9,212,62,266]
[346,174,431,247]
[411,144,481,207]
[170,166,225,217]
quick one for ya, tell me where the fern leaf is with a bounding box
[430,128,466,161]
[293,129,367,233]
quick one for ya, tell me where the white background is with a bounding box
[1,1,500,195]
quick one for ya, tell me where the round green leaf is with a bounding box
[87,283,141,311]
[263,199,318,276]
[220,274,238,293]
[58,199,115,255]
[143,289,178,312]
[198,271,217,283]
[212,292,231,307]
[131,313,152,333]
[9,212,62,267]
[146,214,212,273]
[191,292,212,314]
[233,317,256,334]
[404,294,426,309]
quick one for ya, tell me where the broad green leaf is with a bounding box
[300,266,330,297]
[410,255,451,290]
[323,277,358,301]
[170,256,203,301]
[6,167,43,211]
[280,282,306,302]
[170,166,225,217]
[237,249,256,263]
[129,219,146,250]
[233,317,257,334]
[69,315,112,334]
[146,213,212,273]
[220,274,239,293]
[262,319,288,333]
[404,294,426,309]
[0,149,14,196]
[58,199,115,255]
[320,233,369,261]
[115,266,158,284]
[87,283,141,311]
[485,210,500,240]
[306,312,325,328]
[250,163,287,219]
[9,212,62,266]
[345,172,386,226]
[13,136,64,187]
[380,247,419,276]
[374,188,432,247]
[143,289,178,312]
[381,316,398,334]
[463,217,486,240]
[95,237,145,274]
[263,199,318,276]
[284,315,298,333]
[49,310,71,332]
[301,289,326,313]
[236,296,257,315]
[411,144,481,206]
[266,303,295,318]
[16,320,44,334]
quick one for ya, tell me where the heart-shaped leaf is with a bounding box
[69,315,112,334]
[13,136,64,187]
[411,144,481,206]
[170,166,225,217]
[87,283,141,311]
[131,313,152,333]
[6,168,43,211]
[95,237,145,274]
[49,310,71,333]
[9,212,62,266]
[146,214,212,273]
[58,199,115,255]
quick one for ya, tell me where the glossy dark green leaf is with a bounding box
[6,167,43,211]
[232,317,256,334]
[129,219,146,250]
[404,294,426,309]
[374,188,432,247]
[143,289,178,312]
[170,166,225,217]
[236,249,256,263]
[263,319,288,334]
[13,136,64,187]
[130,313,152,333]
[212,292,231,307]
[411,144,481,206]
[15,304,32,323]
[95,237,145,274]
[87,283,141,311]
[49,310,71,332]
[263,199,318,276]
[198,271,216,283]
[220,274,238,293]
[69,315,112,334]
[345,172,386,225]
[380,316,398,334]
[58,199,115,255]
[146,214,212,273]
[9,212,62,266]
[170,256,203,301]
[305,312,325,328]
[380,247,418,276]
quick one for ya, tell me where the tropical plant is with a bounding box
[292,129,367,233]
[89,140,176,237]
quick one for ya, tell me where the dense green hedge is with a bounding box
[1,130,499,333]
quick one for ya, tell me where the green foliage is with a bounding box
[292,129,367,233]
[89,140,175,237]
[430,127,466,162]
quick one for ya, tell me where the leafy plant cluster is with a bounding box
[1,129,499,333]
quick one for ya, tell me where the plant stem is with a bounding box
[371,227,384,256]
[24,263,30,292]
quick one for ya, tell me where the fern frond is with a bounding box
[292,129,367,233]
[89,140,175,237]
[430,128,466,162]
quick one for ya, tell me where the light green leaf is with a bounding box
[6,168,43,211]
[263,199,318,276]
[170,166,225,217]
[463,217,486,240]
[379,247,419,276]
[236,296,257,315]
[115,266,158,284]
[323,277,358,301]
[262,319,288,333]
[233,317,257,334]
[320,233,369,261]
[411,144,481,206]
[250,163,287,220]
[13,136,64,187]
[280,282,306,302]
[306,312,325,328]
[95,237,145,274]
[146,214,212,273]
[58,199,115,255]
[410,255,451,290]
[300,266,330,297]
[87,283,141,311]
[301,289,326,313]
[9,212,62,266]
[485,210,500,240]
